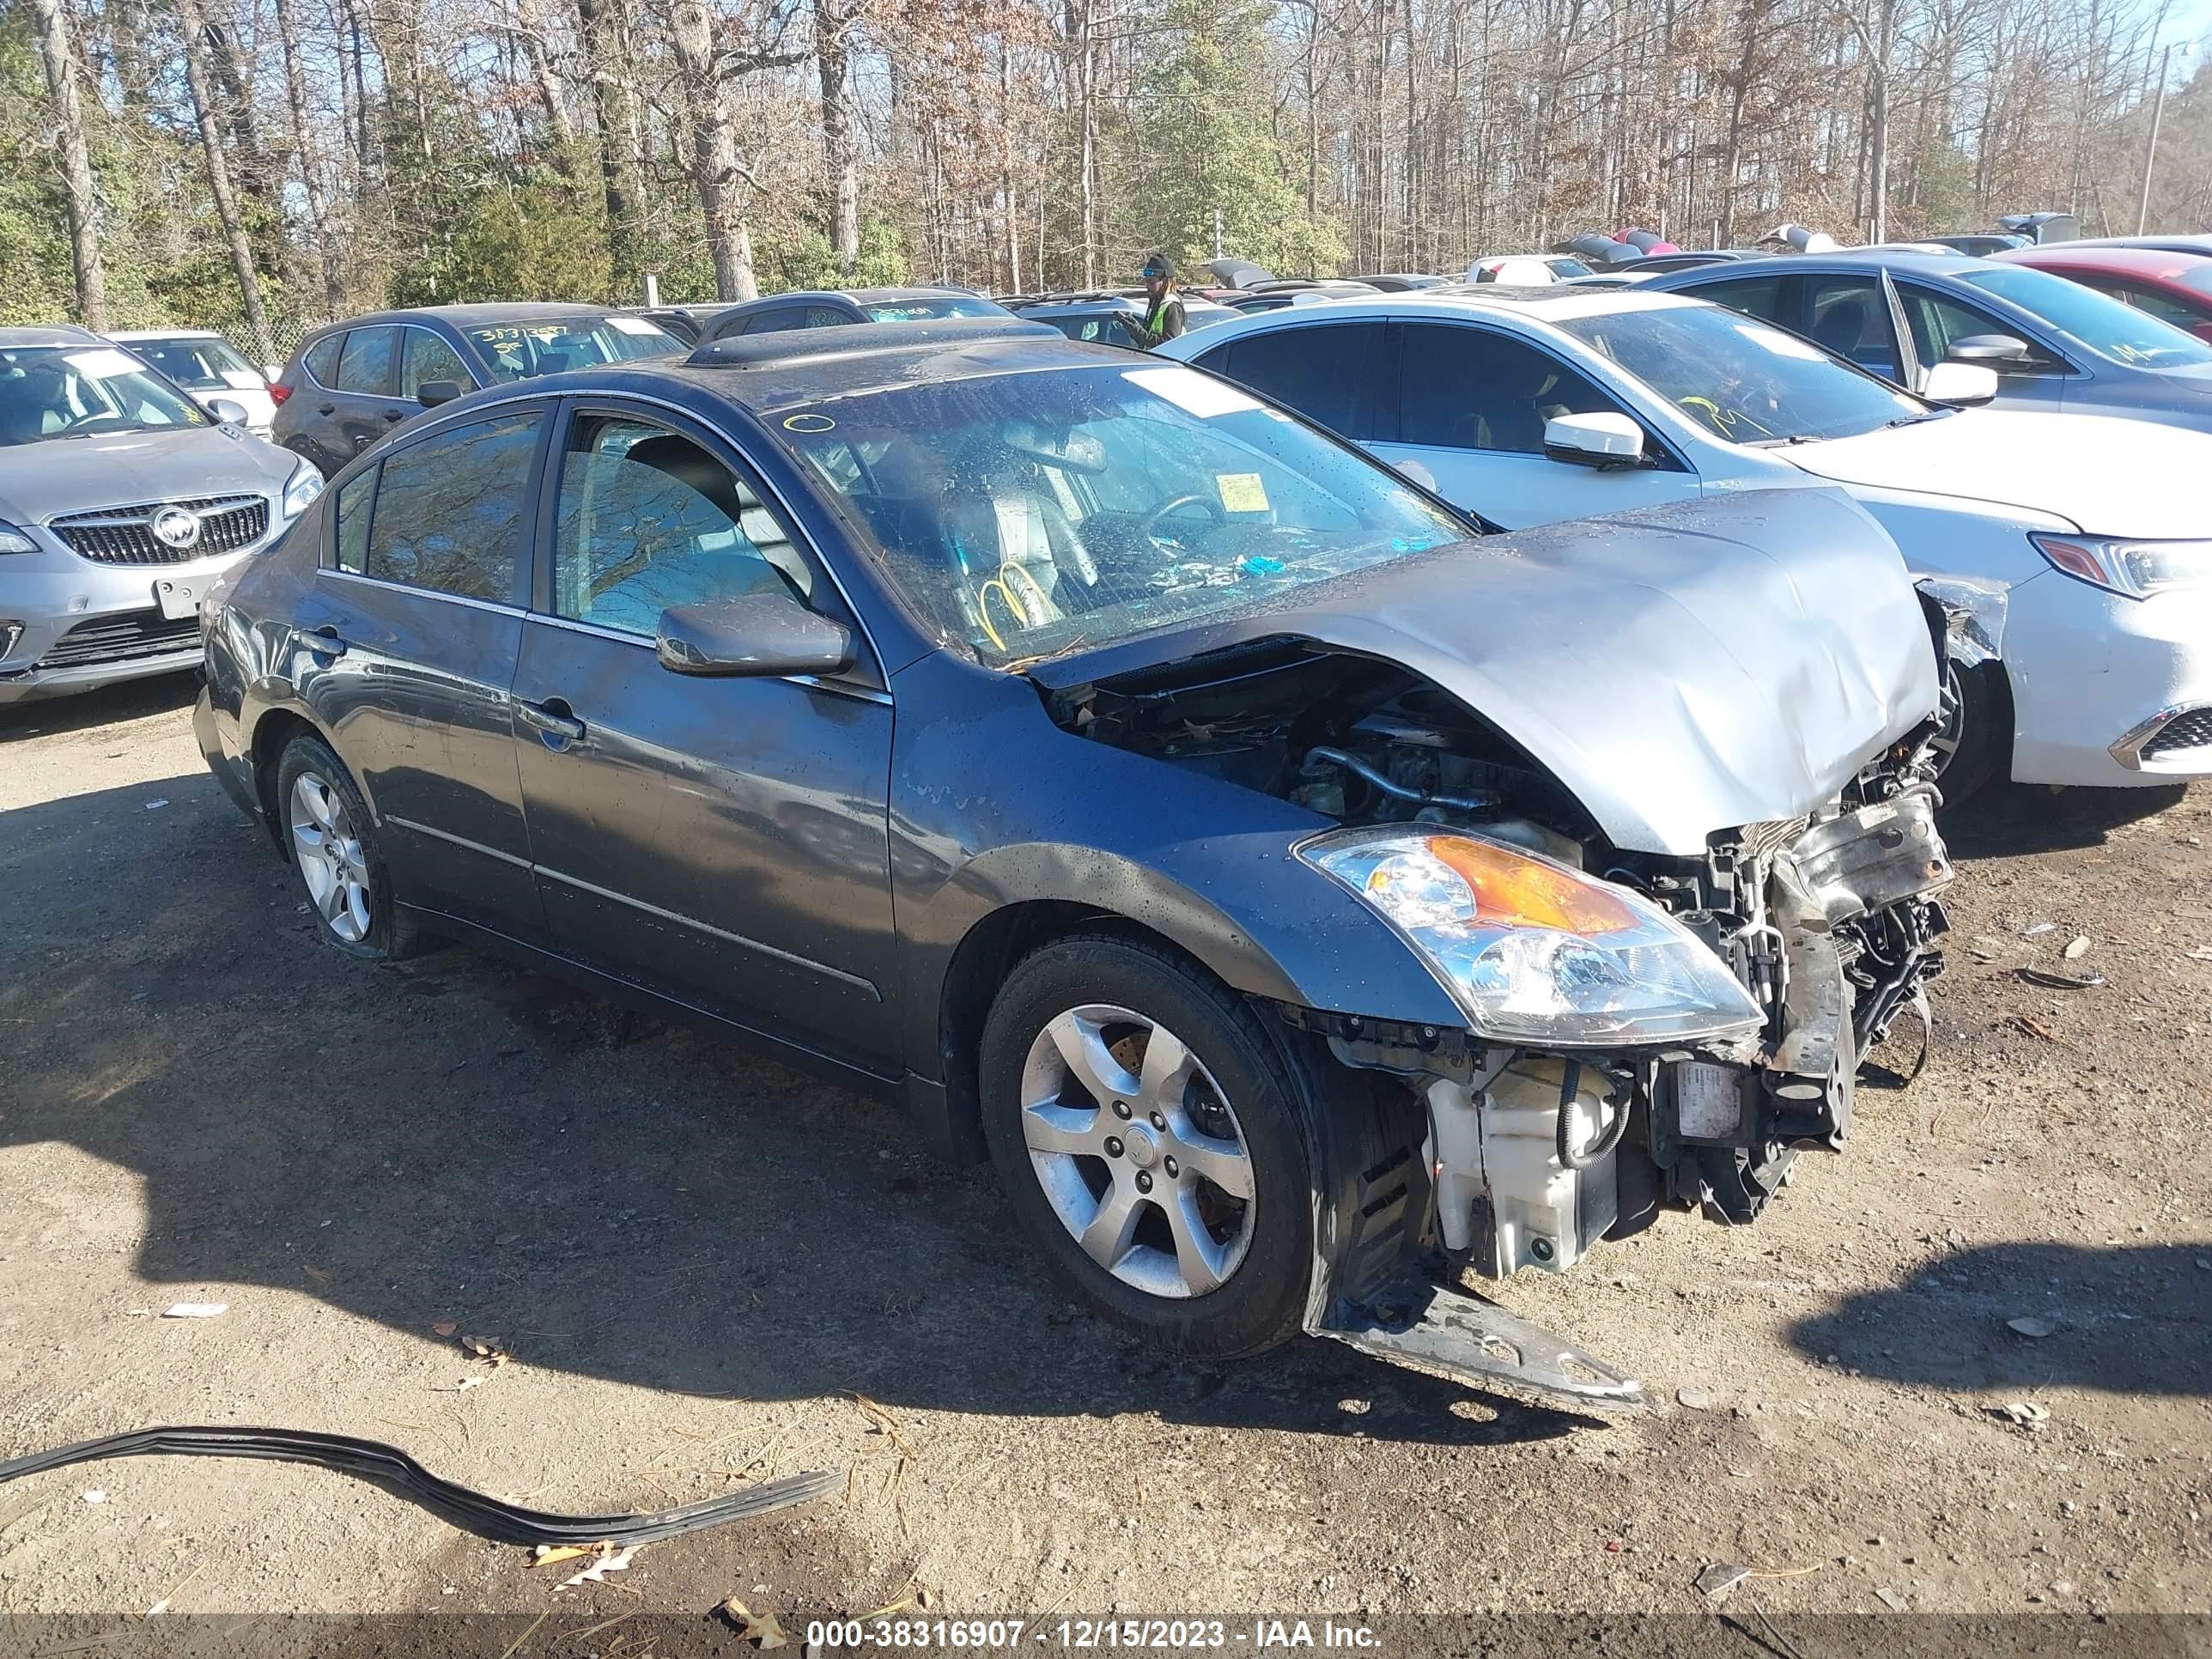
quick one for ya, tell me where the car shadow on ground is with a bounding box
[0,769,1589,1450]
[1789,1241,2210,1398]
[0,671,201,743]
[1942,779,2190,858]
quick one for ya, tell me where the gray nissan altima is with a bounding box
[0,325,324,703]
[194,319,1960,1406]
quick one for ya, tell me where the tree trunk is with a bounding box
[30,0,108,329]
[178,0,276,361]
[818,0,860,272]
[513,0,578,143]
[108,0,152,118]
[667,0,759,301]
[274,0,347,319]
[1077,0,1097,289]
[578,0,644,281]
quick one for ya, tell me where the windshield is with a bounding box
[463,315,678,381]
[125,335,261,392]
[863,295,1006,323]
[1960,264,2212,368]
[1558,302,1927,443]
[0,344,210,447]
[775,362,1474,665]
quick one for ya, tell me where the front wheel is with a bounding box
[1930,659,2008,806]
[978,936,1322,1359]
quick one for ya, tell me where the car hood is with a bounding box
[1781,409,2209,538]
[1029,489,1936,856]
[0,423,295,525]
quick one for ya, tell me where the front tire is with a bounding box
[1931,659,2008,806]
[276,733,421,960]
[979,935,1320,1360]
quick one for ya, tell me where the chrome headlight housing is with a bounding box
[0,522,37,555]
[280,458,325,520]
[2032,532,2212,599]
[1300,828,1765,1047]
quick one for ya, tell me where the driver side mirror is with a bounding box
[206,397,250,427]
[1922,362,1999,407]
[416,379,464,409]
[657,594,854,679]
[1945,333,2031,368]
[1543,410,1646,470]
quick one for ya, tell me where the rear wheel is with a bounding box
[276,733,421,960]
[979,936,1322,1359]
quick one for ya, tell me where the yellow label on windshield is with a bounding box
[1217,472,1268,514]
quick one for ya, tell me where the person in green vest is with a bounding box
[1130,252,1188,348]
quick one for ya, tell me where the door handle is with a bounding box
[317,404,336,416]
[301,626,349,659]
[381,409,407,423]
[518,697,586,745]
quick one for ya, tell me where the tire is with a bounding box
[1931,658,2008,808]
[978,933,1337,1360]
[276,732,422,961]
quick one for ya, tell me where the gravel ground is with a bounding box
[2,674,2207,1650]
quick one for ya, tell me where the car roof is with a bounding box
[314,302,643,333]
[0,325,103,348]
[106,327,227,341]
[1990,244,2212,277]
[1164,285,1705,343]
[1653,249,1991,281]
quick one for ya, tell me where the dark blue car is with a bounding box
[1643,251,2212,434]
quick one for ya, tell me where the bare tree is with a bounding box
[30,0,109,328]
[178,0,276,361]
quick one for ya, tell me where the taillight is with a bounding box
[269,382,293,405]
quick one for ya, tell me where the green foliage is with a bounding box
[389,182,613,307]
[649,202,909,303]
[1130,0,1344,278]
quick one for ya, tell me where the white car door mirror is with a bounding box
[1543,411,1646,470]
[207,397,251,427]
[1921,362,1998,407]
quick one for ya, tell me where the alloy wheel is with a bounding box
[1018,1004,1256,1298]
[289,770,373,944]
[1928,659,1966,780]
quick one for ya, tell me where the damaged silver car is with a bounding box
[194,326,1954,1407]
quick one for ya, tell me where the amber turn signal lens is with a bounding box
[1425,836,1640,935]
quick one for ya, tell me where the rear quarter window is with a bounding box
[303,334,344,387]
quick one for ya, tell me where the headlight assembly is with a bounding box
[2032,532,2212,599]
[281,459,325,520]
[1300,828,1765,1047]
[0,523,37,555]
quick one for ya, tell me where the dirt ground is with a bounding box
[2,673,2208,1651]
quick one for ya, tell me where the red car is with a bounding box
[1989,244,2212,342]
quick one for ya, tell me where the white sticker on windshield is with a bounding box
[606,316,659,336]
[64,348,144,380]
[1735,320,1825,362]
[1124,365,1261,419]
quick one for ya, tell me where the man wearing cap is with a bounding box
[1131,252,1187,347]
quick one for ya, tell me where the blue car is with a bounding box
[1642,250,2212,435]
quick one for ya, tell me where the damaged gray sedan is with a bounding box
[195,324,1954,1406]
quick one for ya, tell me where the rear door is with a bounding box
[1189,319,1385,440]
[299,404,552,938]
[1802,273,1908,383]
[509,399,898,1069]
[325,325,415,462]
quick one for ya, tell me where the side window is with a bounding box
[743,309,805,336]
[1399,323,1621,453]
[802,307,854,328]
[550,414,814,638]
[334,325,398,395]
[2085,279,2197,330]
[362,411,541,600]
[1202,322,1385,438]
[1804,276,1902,380]
[1899,284,2068,375]
[334,468,374,574]
[303,333,345,388]
[1686,276,1786,324]
[399,328,474,398]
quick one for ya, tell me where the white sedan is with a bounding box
[1157,288,2212,798]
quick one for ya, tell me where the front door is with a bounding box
[509,403,898,1070]
[1895,282,2075,412]
[299,404,550,934]
[1369,321,1701,529]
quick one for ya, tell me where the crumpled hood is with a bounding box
[0,424,295,525]
[1030,489,1936,855]
[1784,409,2211,539]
